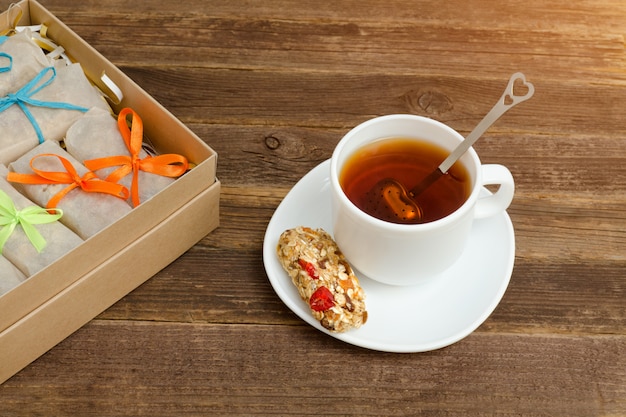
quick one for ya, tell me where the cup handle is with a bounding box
[474,164,515,219]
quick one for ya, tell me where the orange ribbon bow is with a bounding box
[84,108,189,207]
[7,154,130,209]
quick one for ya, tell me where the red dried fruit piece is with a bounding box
[298,258,318,280]
[309,286,335,311]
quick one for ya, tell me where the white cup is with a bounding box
[330,114,514,286]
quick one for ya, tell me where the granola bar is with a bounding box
[276,226,367,332]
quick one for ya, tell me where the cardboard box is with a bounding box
[0,0,219,383]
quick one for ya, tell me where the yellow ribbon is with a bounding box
[0,189,63,254]
[0,4,22,37]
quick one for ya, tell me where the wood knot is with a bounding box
[264,135,281,150]
[403,88,453,115]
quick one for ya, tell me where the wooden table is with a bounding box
[1,0,625,415]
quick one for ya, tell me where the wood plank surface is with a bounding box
[3,322,625,416]
[1,0,625,415]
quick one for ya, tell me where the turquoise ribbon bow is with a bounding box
[0,35,12,73]
[0,189,63,254]
[0,52,11,73]
[0,66,89,144]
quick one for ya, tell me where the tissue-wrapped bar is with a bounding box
[7,140,132,240]
[277,226,367,332]
[0,62,111,165]
[0,30,51,97]
[64,108,184,207]
[0,165,83,276]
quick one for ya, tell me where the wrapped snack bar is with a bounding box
[7,140,132,239]
[0,165,82,276]
[0,29,51,97]
[65,107,189,207]
[0,254,26,296]
[0,61,111,165]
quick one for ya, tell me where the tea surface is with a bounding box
[340,137,471,224]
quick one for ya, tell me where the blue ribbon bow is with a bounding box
[0,52,11,73]
[0,35,12,73]
[0,66,89,144]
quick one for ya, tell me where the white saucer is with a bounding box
[262,160,515,353]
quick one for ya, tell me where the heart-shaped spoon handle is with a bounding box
[438,72,535,173]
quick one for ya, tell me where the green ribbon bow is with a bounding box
[0,189,63,254]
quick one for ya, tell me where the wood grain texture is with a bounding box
[1,0,625,415]
[3,322,626,416]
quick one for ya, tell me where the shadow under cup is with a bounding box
[330,114,514,286]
